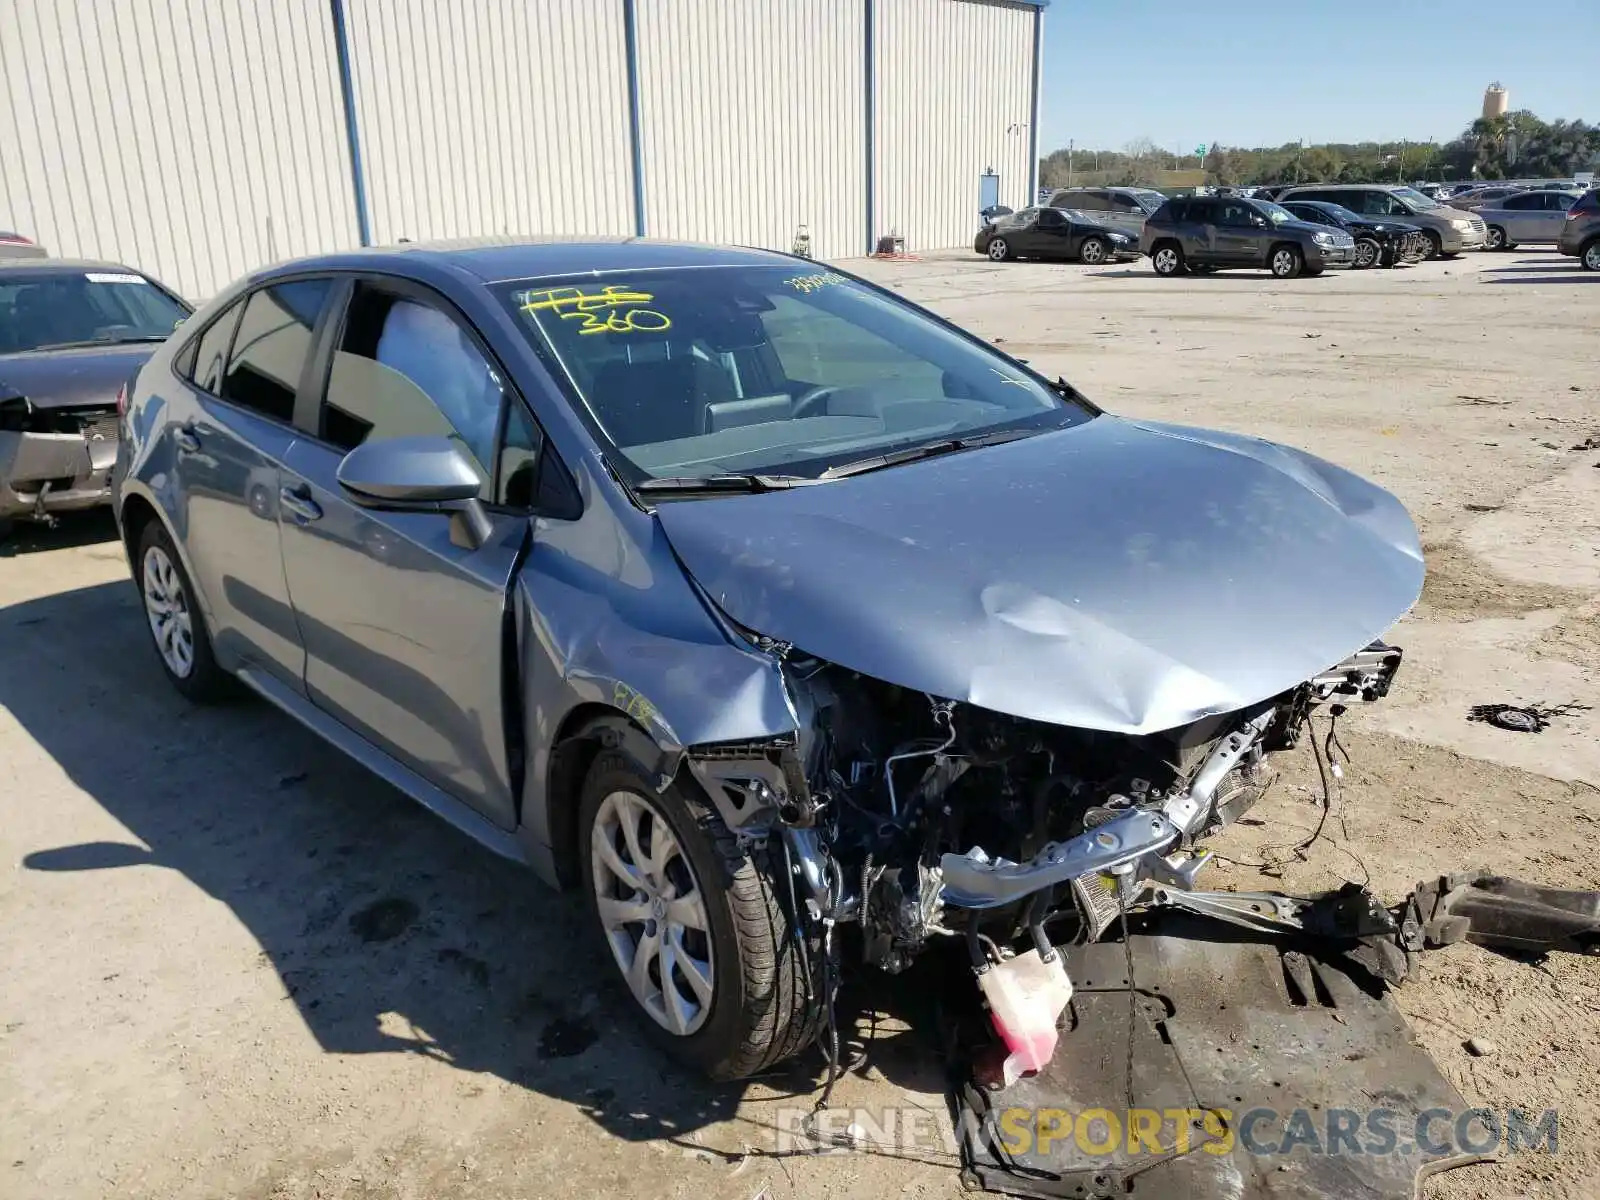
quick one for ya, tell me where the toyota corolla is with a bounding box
[112,239,1423,1082]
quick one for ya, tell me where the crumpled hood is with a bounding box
[656,416,1424,733]
[0,344,157,410]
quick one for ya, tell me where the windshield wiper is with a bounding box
[633,472,819,495]
[818,427,1037,481]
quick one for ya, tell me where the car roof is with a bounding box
[250,236,801,287]
[0,256,147,276]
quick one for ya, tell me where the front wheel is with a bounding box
[1270,244,1304,279]
[987,237,1012,262]
[1354,238,1381,269]
[579,752,821,1081]
[1485,225,1507,251]
[1580,238,1600,271]
[1422,231,1444,260]
[1078,236,1110,265]
[1151,243,1186,277]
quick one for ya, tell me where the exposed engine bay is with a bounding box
[688,638,1404,979]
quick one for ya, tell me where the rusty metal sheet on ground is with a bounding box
[956,924,1490,1199]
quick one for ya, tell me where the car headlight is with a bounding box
[1450,219,1470,230]
[1312,231,1334,246]
[1111,233,1130,244]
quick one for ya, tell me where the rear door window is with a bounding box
[189,301,246,395]
[219,280,333,423]
[1073,191,1109,212]
[1503,193,1539,211]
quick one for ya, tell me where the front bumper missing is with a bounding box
[0,428,116,520]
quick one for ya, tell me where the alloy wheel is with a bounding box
[1355,239,1379,268]
[142,545,194,679]
[1272,248,1297,277]
[1583,241,1600,272]
[1080,238,1107,265]
[591,789,715,1036]
[987,239,1009,261]
[1486,226,1505,250]
[1153,247,1179,275]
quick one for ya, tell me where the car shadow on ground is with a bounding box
[0,508,120,557]
[1482,273,1596,285]
[4,579,956,1152]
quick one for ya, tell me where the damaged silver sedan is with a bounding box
[1,258,191,535]
[113,240,1434,1086]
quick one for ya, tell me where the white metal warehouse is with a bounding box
[0,0,1046,300]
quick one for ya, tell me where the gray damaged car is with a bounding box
[1,258,191,534]
[112,239,1425,1083]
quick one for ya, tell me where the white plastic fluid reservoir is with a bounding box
[977,949,1074,1087]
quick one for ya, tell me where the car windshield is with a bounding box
[1313,203,1361,223]
[1256,201,1298,224]
[1131,191,1166,213]
[0,271,189,354]
[498,265,1091,485]
[1391,187,1437,209]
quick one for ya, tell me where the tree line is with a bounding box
[1039,110,1600,190]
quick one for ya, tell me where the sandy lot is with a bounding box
[2,248,1597,1200]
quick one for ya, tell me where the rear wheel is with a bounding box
[579,752,821,1081]
[1354,238,1381,269]
[987,237,1012,262]
[1078,235,1110,265]
[1269,244,1304,279]
[1581,238,1600,271]
[1151,242,1186,277]
[136,520,229,702]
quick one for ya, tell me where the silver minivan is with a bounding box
[1045,187,1167,238]
[1477,189,1583,250]
[1277,184,1486,257]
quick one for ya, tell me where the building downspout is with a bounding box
[1027,4,1043,204]
[329,0,372,246]
[863,0,876,254]
[623,0,648,238]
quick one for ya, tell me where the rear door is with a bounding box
[1104,191,1149,237]
[1179,199,1220,261]
[168,278,334,690]
[276,276,537,829]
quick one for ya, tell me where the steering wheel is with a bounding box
[791,385,841,420]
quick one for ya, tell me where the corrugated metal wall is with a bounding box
[635,0,866,261]
[342,0,635,246]
[873,0,1035,252]
[0,0,358,300]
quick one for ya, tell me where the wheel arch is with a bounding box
[117,483,218,635]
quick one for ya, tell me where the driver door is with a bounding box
[277,278,539,829]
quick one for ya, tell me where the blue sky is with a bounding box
[1037,0,1599,155]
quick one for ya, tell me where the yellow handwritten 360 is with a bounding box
[518,284,671,336]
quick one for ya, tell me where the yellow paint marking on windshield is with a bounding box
[517,284,671,336]
[784,271,846,294]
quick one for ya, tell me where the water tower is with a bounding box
[1482,83,1508,121]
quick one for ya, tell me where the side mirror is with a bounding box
[336,435,494,548]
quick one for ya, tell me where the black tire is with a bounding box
[1269,244,1304,279]
[1354,238,1382,269]
[578,751,822,1081]
[1580,238,1600,272]
[1485,225,1508,251]
[1078,235,1111,266]
[0,516,14,544]
[986,237,1012,262]
[1151,241,1186,277]
[135,519,230,702]
[1422,230,1444,260]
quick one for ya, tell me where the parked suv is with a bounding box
[1276,184,1485,257]
[1140,195,1356,278]
[1558,188,1600,270]
[1478,189,1582,250]
[1044,187,1166,238]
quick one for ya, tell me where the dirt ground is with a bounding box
[2,248,1596,1200]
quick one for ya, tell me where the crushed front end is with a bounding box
[0,395,120,524]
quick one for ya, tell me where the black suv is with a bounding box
[1279,200,1427,269]
[1139,196,1357,279]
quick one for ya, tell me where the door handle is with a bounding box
[278,484,323,522]
[174,426,201,454]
